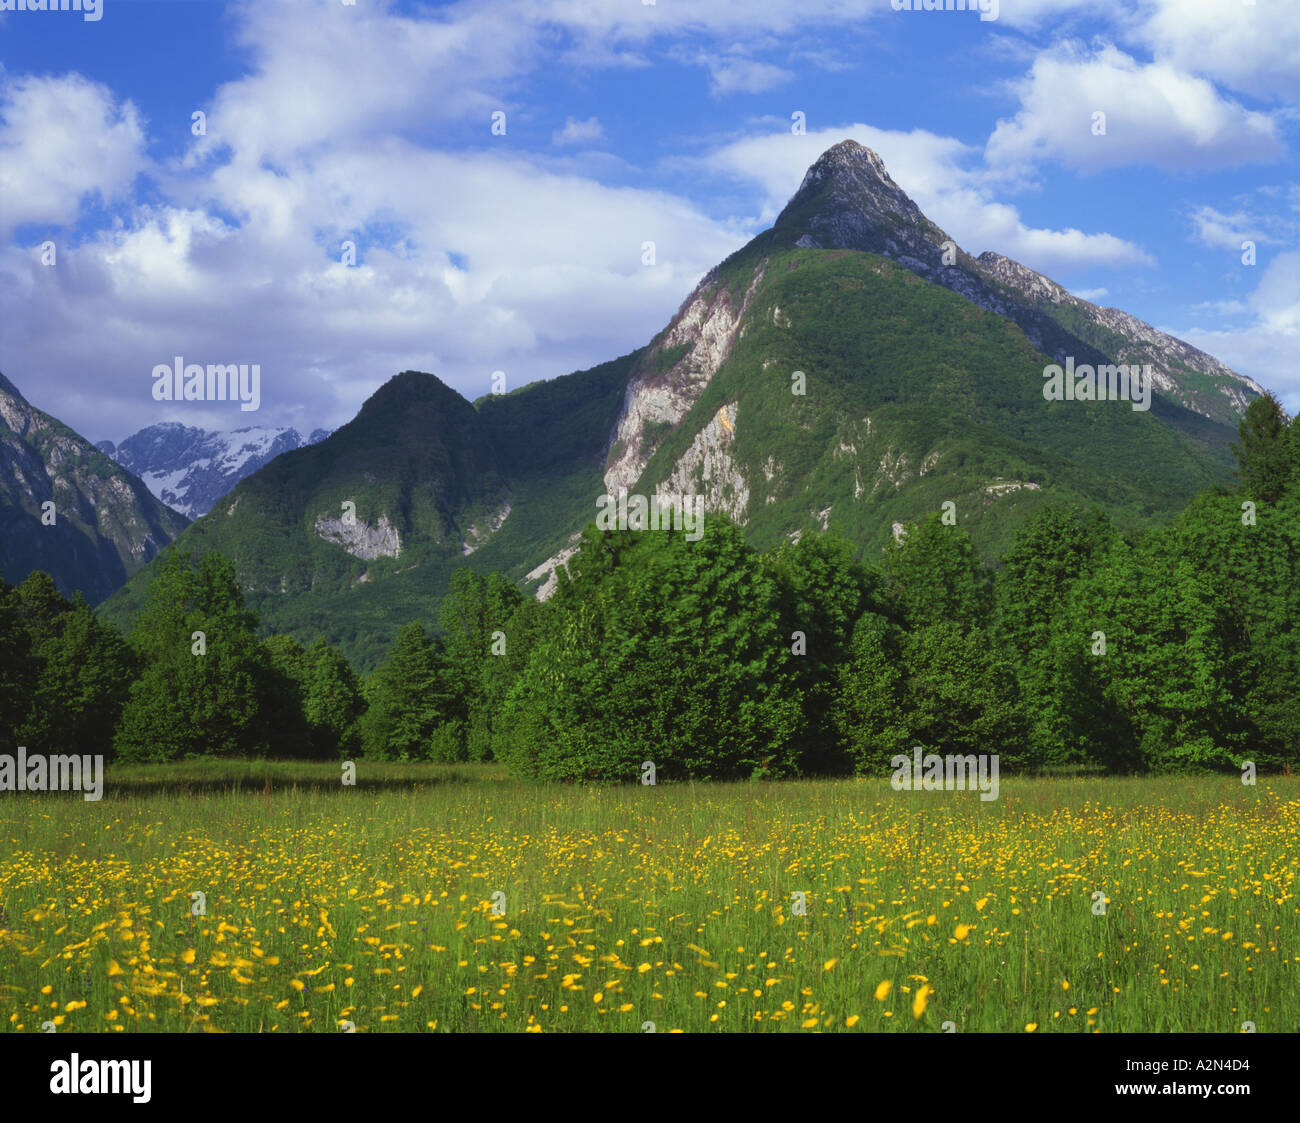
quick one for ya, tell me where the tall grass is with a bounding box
[1,765,1295,1032]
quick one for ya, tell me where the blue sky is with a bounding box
[1,0,1296,442]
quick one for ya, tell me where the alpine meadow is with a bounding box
[1,0,1297,1095]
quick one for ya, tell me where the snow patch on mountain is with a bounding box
[98,422,332,518]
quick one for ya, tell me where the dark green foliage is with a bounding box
[0,583,33,753]
[114,554,288,761]
[832,616,1026,773]
[20,595,137,759]
[497,520,803,782]
[15,572,71,649]
[358,622,458,761]
[1160,489,1300,769]
[901,623,1029,765]
[1050,537,1250,771]
[437,569,526,760]
[831,611,908,772]
[1232,391,1291,502]
[259,635,315,760]
[305,640,367,758]
[882,513,991,631]
[993,505,1116,763]
[765,530,880,773]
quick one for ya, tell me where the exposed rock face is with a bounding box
[655,402,749,524]
[985,479,1042,497]
[0,371,189,602]
[776,139,947,273]
[460,498,512,555]
[526,535,582,601]
[603,263,766,494]
[975,251,1264,415]
[314,512,401,559]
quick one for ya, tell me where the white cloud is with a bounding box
[1134,0,1300,103]
[1,142,749,440]
[537,0,879,41]
[1169,250,1300,409]
[984,0,1300,105]
[985,43,1283,177]
[1189,205,1267,252]
[1251,248,1300,335]
[992,0,1098,27]
[1190,298,1248,316]
[0,74,148,234]
[1073,287,1109,301]
[1187,198,1295,252]
[707,57,794,96]
[552,116,605,145]
[185,0,535,168]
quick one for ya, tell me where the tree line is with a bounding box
[1,392,1296,778]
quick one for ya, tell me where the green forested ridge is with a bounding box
[640,248,1234,565]
[7,392,1298,778]
[95,246,1245,669]
[98,353,636,670]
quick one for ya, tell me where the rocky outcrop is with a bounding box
[975,251,1264,416]
[603,262,766,494]
[0,371,189,602]
[655,402,749,524]
[314,511,401,559]
[460,498,512,555]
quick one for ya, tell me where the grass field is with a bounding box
[1,763,1296,1033]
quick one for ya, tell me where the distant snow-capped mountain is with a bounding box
[96,423,332,518]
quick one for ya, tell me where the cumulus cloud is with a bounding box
[985,43,1283,177]
[1134,0,1300,103]
[0,74,148,234]
[2,141,749,440]
[981,0,1300,105]
[185,0,535,168]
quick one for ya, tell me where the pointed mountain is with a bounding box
[763,139,1260,424]
[100,142,1272,667]
[0,372,189,602]
[771,138,950,262]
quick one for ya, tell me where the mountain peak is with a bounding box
[772,139,948,257]
[362,370,464,410]
[802,138,893,185]
[0,371,27,403]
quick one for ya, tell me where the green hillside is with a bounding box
[99,258,1242,671]
[99,354,636,668]
[636,247,1236,563]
